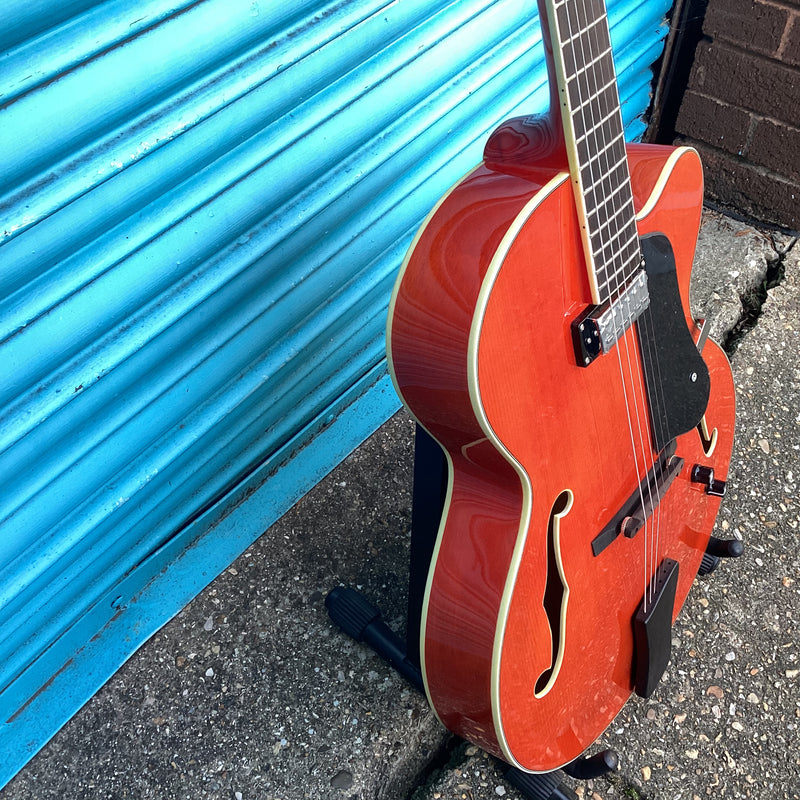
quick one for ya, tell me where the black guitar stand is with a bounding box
[325,425,741,799]
[326,426,618,799]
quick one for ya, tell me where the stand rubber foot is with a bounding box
[698,536,744,576]
[325,586,423,691]
[501,764,578,800]
[563,749,620,780]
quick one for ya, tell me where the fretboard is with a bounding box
[542,0,643,305]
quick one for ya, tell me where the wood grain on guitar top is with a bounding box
[386,144,736,771]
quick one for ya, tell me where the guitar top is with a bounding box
[387,0,735,773]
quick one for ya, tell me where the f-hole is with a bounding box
[697,415,718,457]
[534,489,573,698]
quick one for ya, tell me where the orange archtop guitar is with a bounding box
[387,0,735,774]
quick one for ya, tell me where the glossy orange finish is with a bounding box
[387,144,735,772]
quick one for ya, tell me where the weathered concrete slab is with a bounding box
[2,414,450,800]
[2,216,798,800]
[689,209,789,346]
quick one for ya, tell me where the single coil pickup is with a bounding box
[592,441,683,557]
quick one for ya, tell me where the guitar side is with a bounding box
[386,144,735,771]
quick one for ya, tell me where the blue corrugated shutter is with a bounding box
[0,0,671,784]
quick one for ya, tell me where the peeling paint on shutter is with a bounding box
[0,0,671,783]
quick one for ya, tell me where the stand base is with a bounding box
[326,586,619,800]
[324,425,742,797]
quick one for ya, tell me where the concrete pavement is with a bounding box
[2,210,798,800]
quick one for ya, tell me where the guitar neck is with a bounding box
[540,0,642,305]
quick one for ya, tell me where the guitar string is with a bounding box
[578,0,672,605]
[557,0,653,604]
[558,0,650,598]
[584,3,663,608]
[578,0,673,601]
[569,0,655,599]
[637,317,671,603]
[561,0,662,608]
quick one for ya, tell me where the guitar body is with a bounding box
[387,143,735,771]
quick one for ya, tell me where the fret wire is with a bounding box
[587,193,631,229]
[583,162,633,212]
[597,261,642,297]
[598,257,638,293]
[562,15,606,48]
[586,170,633,233]
[568,12,618,131]
[599,245,638,289]
[577,139,627,178]
[616,239,642,271]
[585,148,632,218]
[592,214,637,262]
[576,14,608,89]
[579,140,626,186]
[596,252,637,295]
[594,227,632,262]
[588,159,623,190]
[587,195,631,244]
[586,167,634,208]
[569,88,623,159]
[578,136,626,177]
[570,81,618,128]
[588,195,636,243]
[592,192,636,233]
[597,219,638,264]
[564,42,614,110]
[568,34,606,156]
[598,256,641,292]
[585,0,611,53]
[591,207,638,265]
[601,220,640,261]
[573,89,622,134]
[555,0,642,300]
[573,96,621,134]
[598,243,643,284]
[572,76,623,129]
[565,47,613,82]
[599,248,643,288]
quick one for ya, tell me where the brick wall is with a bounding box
[674,0,799,230]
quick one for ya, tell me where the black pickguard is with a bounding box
[636,233,710,453]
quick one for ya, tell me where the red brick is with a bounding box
[705,0,789,57]
[689,41,800,123]
[682,140,799,228]
[747,117,800,180]
[675,90,753,155]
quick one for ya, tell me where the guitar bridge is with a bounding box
[572,269,650,367]
[591,440,683,557]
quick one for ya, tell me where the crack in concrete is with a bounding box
[404,737,467,800]
[723,235,798,356]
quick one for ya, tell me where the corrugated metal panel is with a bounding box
[0,0,671,783]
